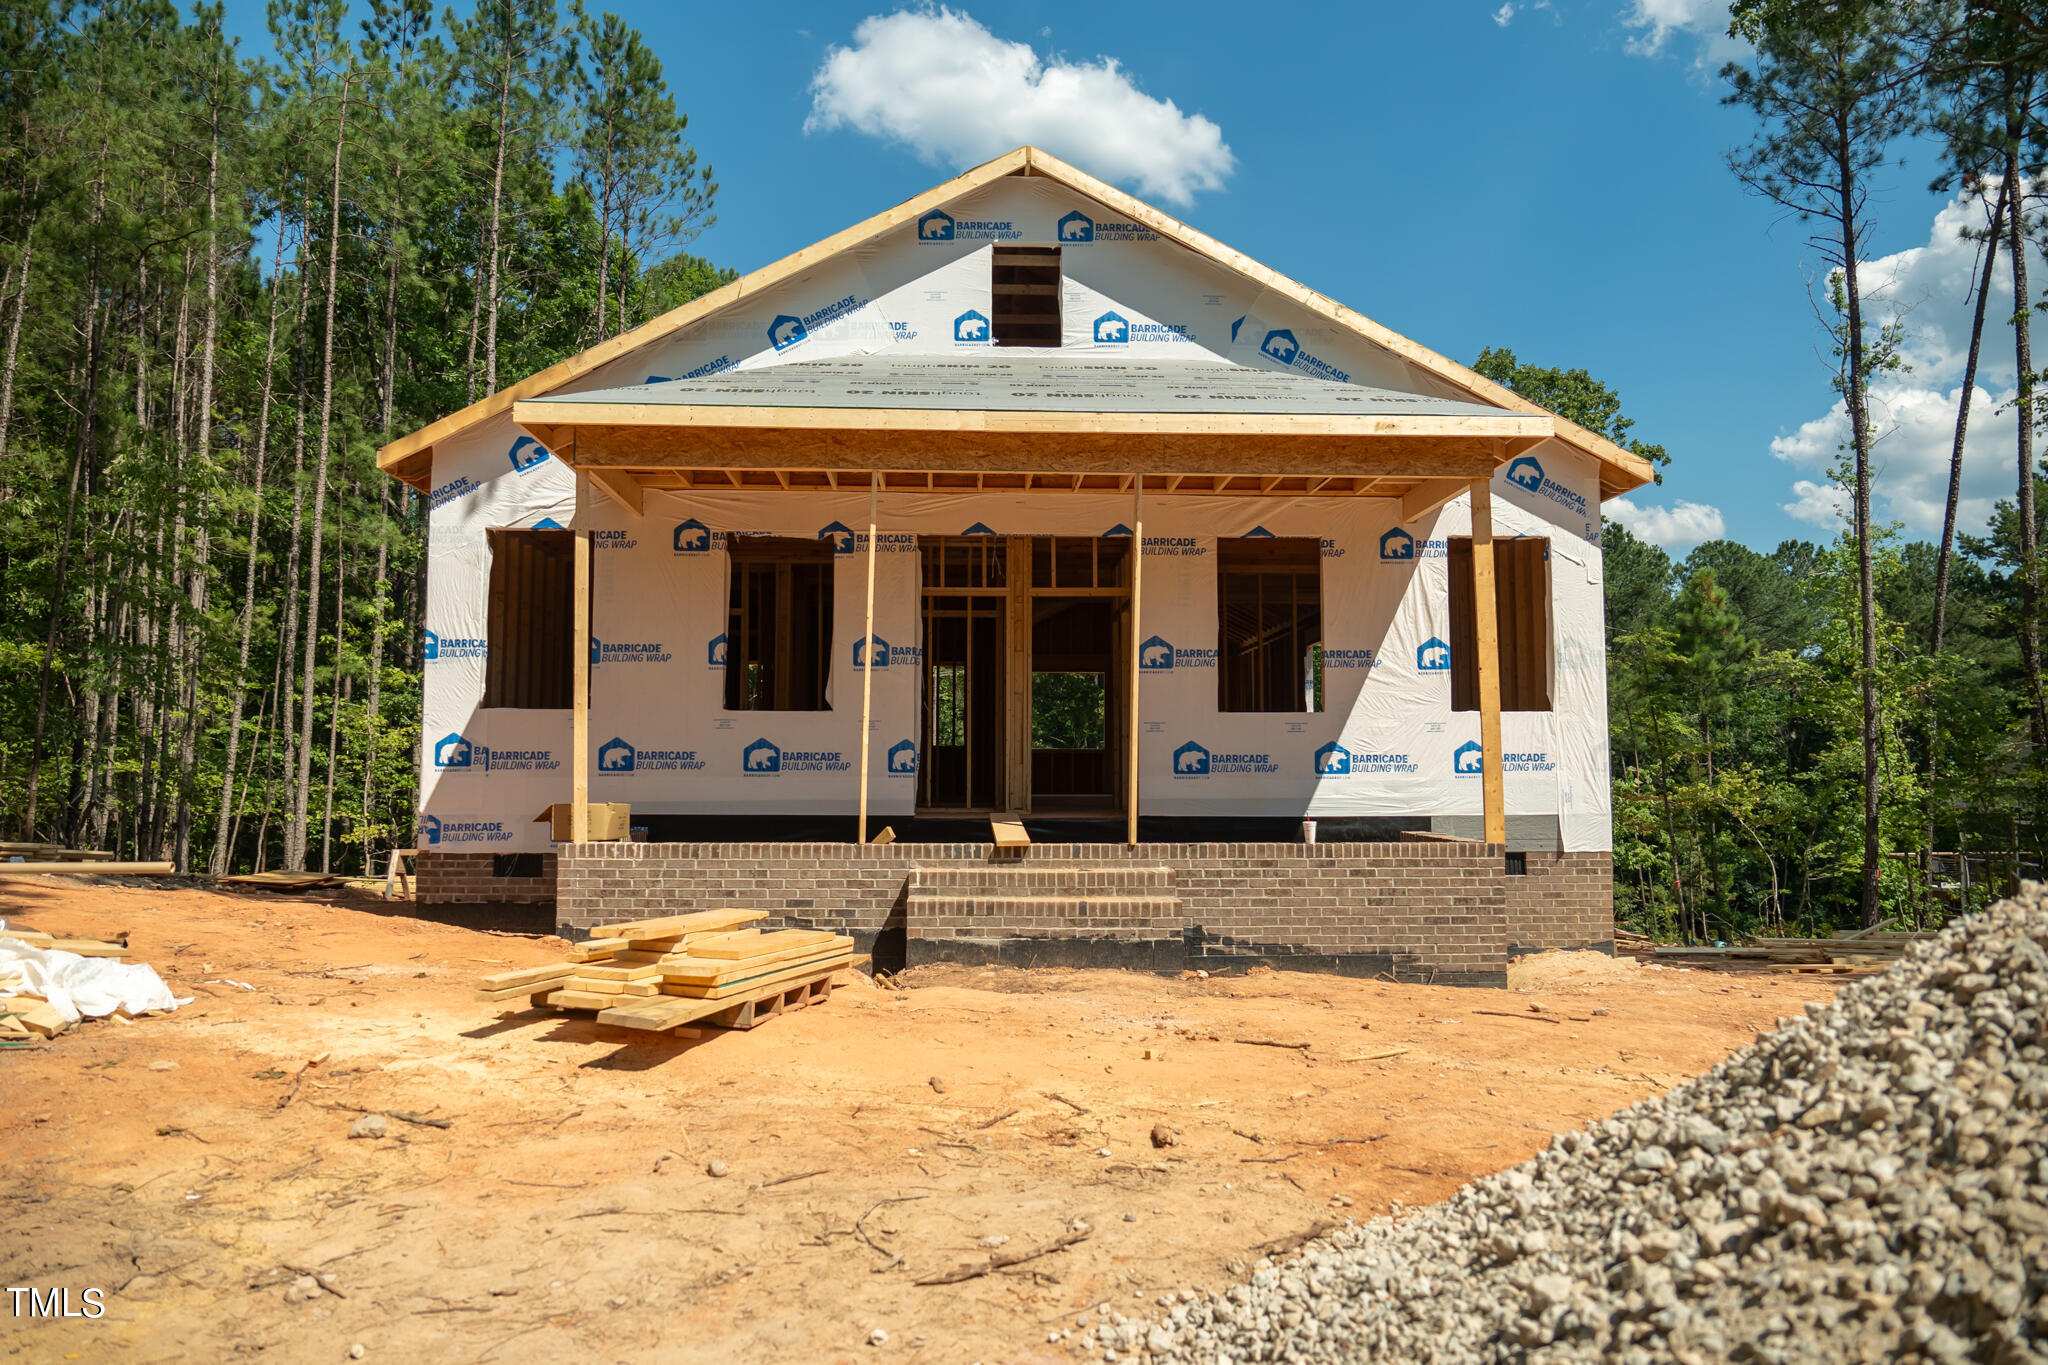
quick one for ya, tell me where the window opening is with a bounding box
[725,535,834,711]
[483,527,574,710]
[1217,537,1323,713]
[1447,536,1553,713]
[992,246,1061,346]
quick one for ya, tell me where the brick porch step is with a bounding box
[906,864,1184,936]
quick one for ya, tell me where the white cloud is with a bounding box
[1782,479,1850,529]
[1493,4,1518,25]
[1606,497,1727,547]
[806,9,1234,207]
[1769,182,2040,538]
[1621,0,1746,65]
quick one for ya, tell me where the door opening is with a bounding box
[920,537,1007,812]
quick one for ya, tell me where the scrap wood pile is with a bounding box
[219,870,345,892]
[0,923,185,1042]
[0,842,117,862]
[474,908,856,1036]
[1623,926,1938,975]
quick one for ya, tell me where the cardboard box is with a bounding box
[533,803,632,843]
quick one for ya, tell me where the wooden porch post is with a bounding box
[1127,474,1143,847]
[572,471,591,844]
[1468,476,1506,847]
[856,473,879,842]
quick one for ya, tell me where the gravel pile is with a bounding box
[1104,889,2048,1364]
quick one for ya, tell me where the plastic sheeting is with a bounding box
[0,937,191,1023]
[414,172,1614,853]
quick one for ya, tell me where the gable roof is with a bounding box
[377,146,1654,499]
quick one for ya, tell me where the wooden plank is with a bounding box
[477,963,577,992]
[563,976,659,995]
[1469,477,1506,847]
[474,977,571,1003]
[586,466,644,515]
[660,938,856,984]
[0,861,176,876]
[587,908,768,940]
[659,951,854,998]
[41,938,127,958]
[990,815,1030,849]
[540,988,618,1011]
[1127,474,1143,846]
[567,961,663,982]
[595,993,730,1032]
[1400,477,1467,522]
[858,472,878,843]
[564,940,626,963]
[685,929,834,961]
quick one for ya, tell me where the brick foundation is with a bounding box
[416,850,559,906]
[553,841,1617,985]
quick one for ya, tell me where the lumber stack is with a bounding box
[0,842,118,862]
[1648,928,1937,974]
[472,908,857,1036]
[219,870,345,892]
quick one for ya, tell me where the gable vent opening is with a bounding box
[992,246,1061,346]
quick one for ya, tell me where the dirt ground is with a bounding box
[0,876,1843,1364]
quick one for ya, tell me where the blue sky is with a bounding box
[229,1,2037,555]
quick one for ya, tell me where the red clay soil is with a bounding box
[0,876,1842,1363]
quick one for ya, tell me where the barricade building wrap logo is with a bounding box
[1139,634,1217,670]
[853,634,890,668]
[423,629,487,662]
[1417,636,1452,673]
[1093,311,1128,344]
[887,740,919,775]
[953,309,990,343]
[433,732,557,774]
[508,435,551,475]
[646,353,738,382]
[601,735,704,774]
[767,294,867,352]
[421,813,513,846]
[433,732,473,769]
[1314,742,1351,776]
[1323,647,1376,670]
[1056,209,1155,243]
[1112,529,1206,557]
[1505,751,1557,773]
[1503,455,1589,519]
[429,474,479,509]
[592,529,636,552]
[1380,527,1414,561]
[740,738,852,775]
[1341,749,1421,775]
[1172,740,1275,777]
[917,207,1018,242]
[820,521,855,555]
[819,522,914,555]
[1257,328,1351,384]
[707,633,727,668]
[590,636,671,666]
[673,518,713,553]
[743,738,781,773]
[1453,741,1485,776]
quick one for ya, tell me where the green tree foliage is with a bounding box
[0,0,722,872]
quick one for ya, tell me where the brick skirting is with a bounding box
[416,850,558,906]
[551,841,1616,985]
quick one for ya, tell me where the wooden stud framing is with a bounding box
[1468,477,1506,848]
[1006,537,1033,814]
[856,475,879,842]
[1127,476,1144,847]
[586,467,644,515]
[571,472,592,844]
[1400,477,1469,522]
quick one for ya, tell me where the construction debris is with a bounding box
[0,924,187,1040]
[219,870,345,892]
[474,908,857,1036]
[1621,926,1939,976]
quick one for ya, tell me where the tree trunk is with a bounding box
[2008,146,2046,754]
[0,218,34,472]
[483,68,511,394]
[290,76,351,871]
[276,200,317,866]
[320,542,348,873]
[1837,152,1882,928]
[209,222,289,873]
[1925,179,2007,925]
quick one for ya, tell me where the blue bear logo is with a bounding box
[819,521,856,555]
[1139,635,1175,671]
[743,738,781,774]
[589,635,601,666]
[854,634,890,669]
[433,733,473,770]
[421,814,441,846]
[1093,311,1129,344]
[918,209,954,241]
[1173,740,1211,776]
[1454,741,1485,775]
[508,435,550,473]
[1260,329,1299,364]
[1417,637,1452,673]
[598,737,635,773]
[1315,742,1351,776]
[1506,456,1545,492]
[423,629,440,661]
[673,518,711,553]
[768,314,807,350]
[954,309,990,342]
[1379,527,1415,561]
[1058,210,1094,242]
[707,633,728,668]
[887,740,919,775]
